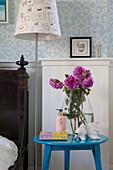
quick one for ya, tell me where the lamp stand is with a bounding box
[34,33,38,170]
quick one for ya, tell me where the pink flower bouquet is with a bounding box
[49,66,94,134]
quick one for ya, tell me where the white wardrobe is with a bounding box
[40,58,113,170]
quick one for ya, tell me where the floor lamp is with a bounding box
[14,1,61,169]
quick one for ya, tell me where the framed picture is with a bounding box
[0,0,8,23]
[70,37,92,58]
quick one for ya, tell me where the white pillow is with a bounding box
[0,135,18,169]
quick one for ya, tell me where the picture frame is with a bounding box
[70,37,92,58]
[0,0,8,23]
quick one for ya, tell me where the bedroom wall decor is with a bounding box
[44,0,107,58]
[107,0,113,58]
[70,37,92,58]
[0,0,113,61]
[0,0,8,23]
[0,0,44,62]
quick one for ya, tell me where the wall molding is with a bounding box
[39,58,113,66]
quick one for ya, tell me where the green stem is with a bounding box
[74,116,76,131]
[79,114,88,125]
[77,114,80,127]
[70,117,74,134]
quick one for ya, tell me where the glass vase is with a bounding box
[62,91,94,134]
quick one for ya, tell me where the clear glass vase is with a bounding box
[62,91,94,134]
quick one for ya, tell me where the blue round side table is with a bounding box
[33,134,108,170]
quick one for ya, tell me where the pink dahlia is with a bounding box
[64,75,79,90]
[49,78,63,89]
[82,77,94,89]
[73,66,86,81]
[85,70,91,79]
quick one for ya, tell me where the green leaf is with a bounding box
[82,73,85,76]
[65,98,69,105]
[65,74,69,78]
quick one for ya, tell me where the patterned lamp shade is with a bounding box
[14,0,61,41]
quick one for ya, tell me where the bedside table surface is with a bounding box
[33,134,108,146]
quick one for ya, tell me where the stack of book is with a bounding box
[39,130,67,140]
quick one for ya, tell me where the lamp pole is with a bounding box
[34,33,38,170]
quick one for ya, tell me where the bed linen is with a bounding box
[0,135,18,170]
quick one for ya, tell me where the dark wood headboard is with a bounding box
[0,70,19,142]
[0,56,29,169]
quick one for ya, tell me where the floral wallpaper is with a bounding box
[107,0,113,58]
[0,0,44,62]
[44,0,108,58]
[0,0,112,61]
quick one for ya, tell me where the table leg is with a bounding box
[43,145,52,170]
[64,149,70,170]
[92,144,102,170]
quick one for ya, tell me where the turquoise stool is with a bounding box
[33,134,108,170]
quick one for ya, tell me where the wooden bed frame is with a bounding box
[0,56,29,170]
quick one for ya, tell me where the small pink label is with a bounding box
[56,116,66,132]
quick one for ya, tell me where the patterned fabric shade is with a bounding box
[14,0,61,41]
